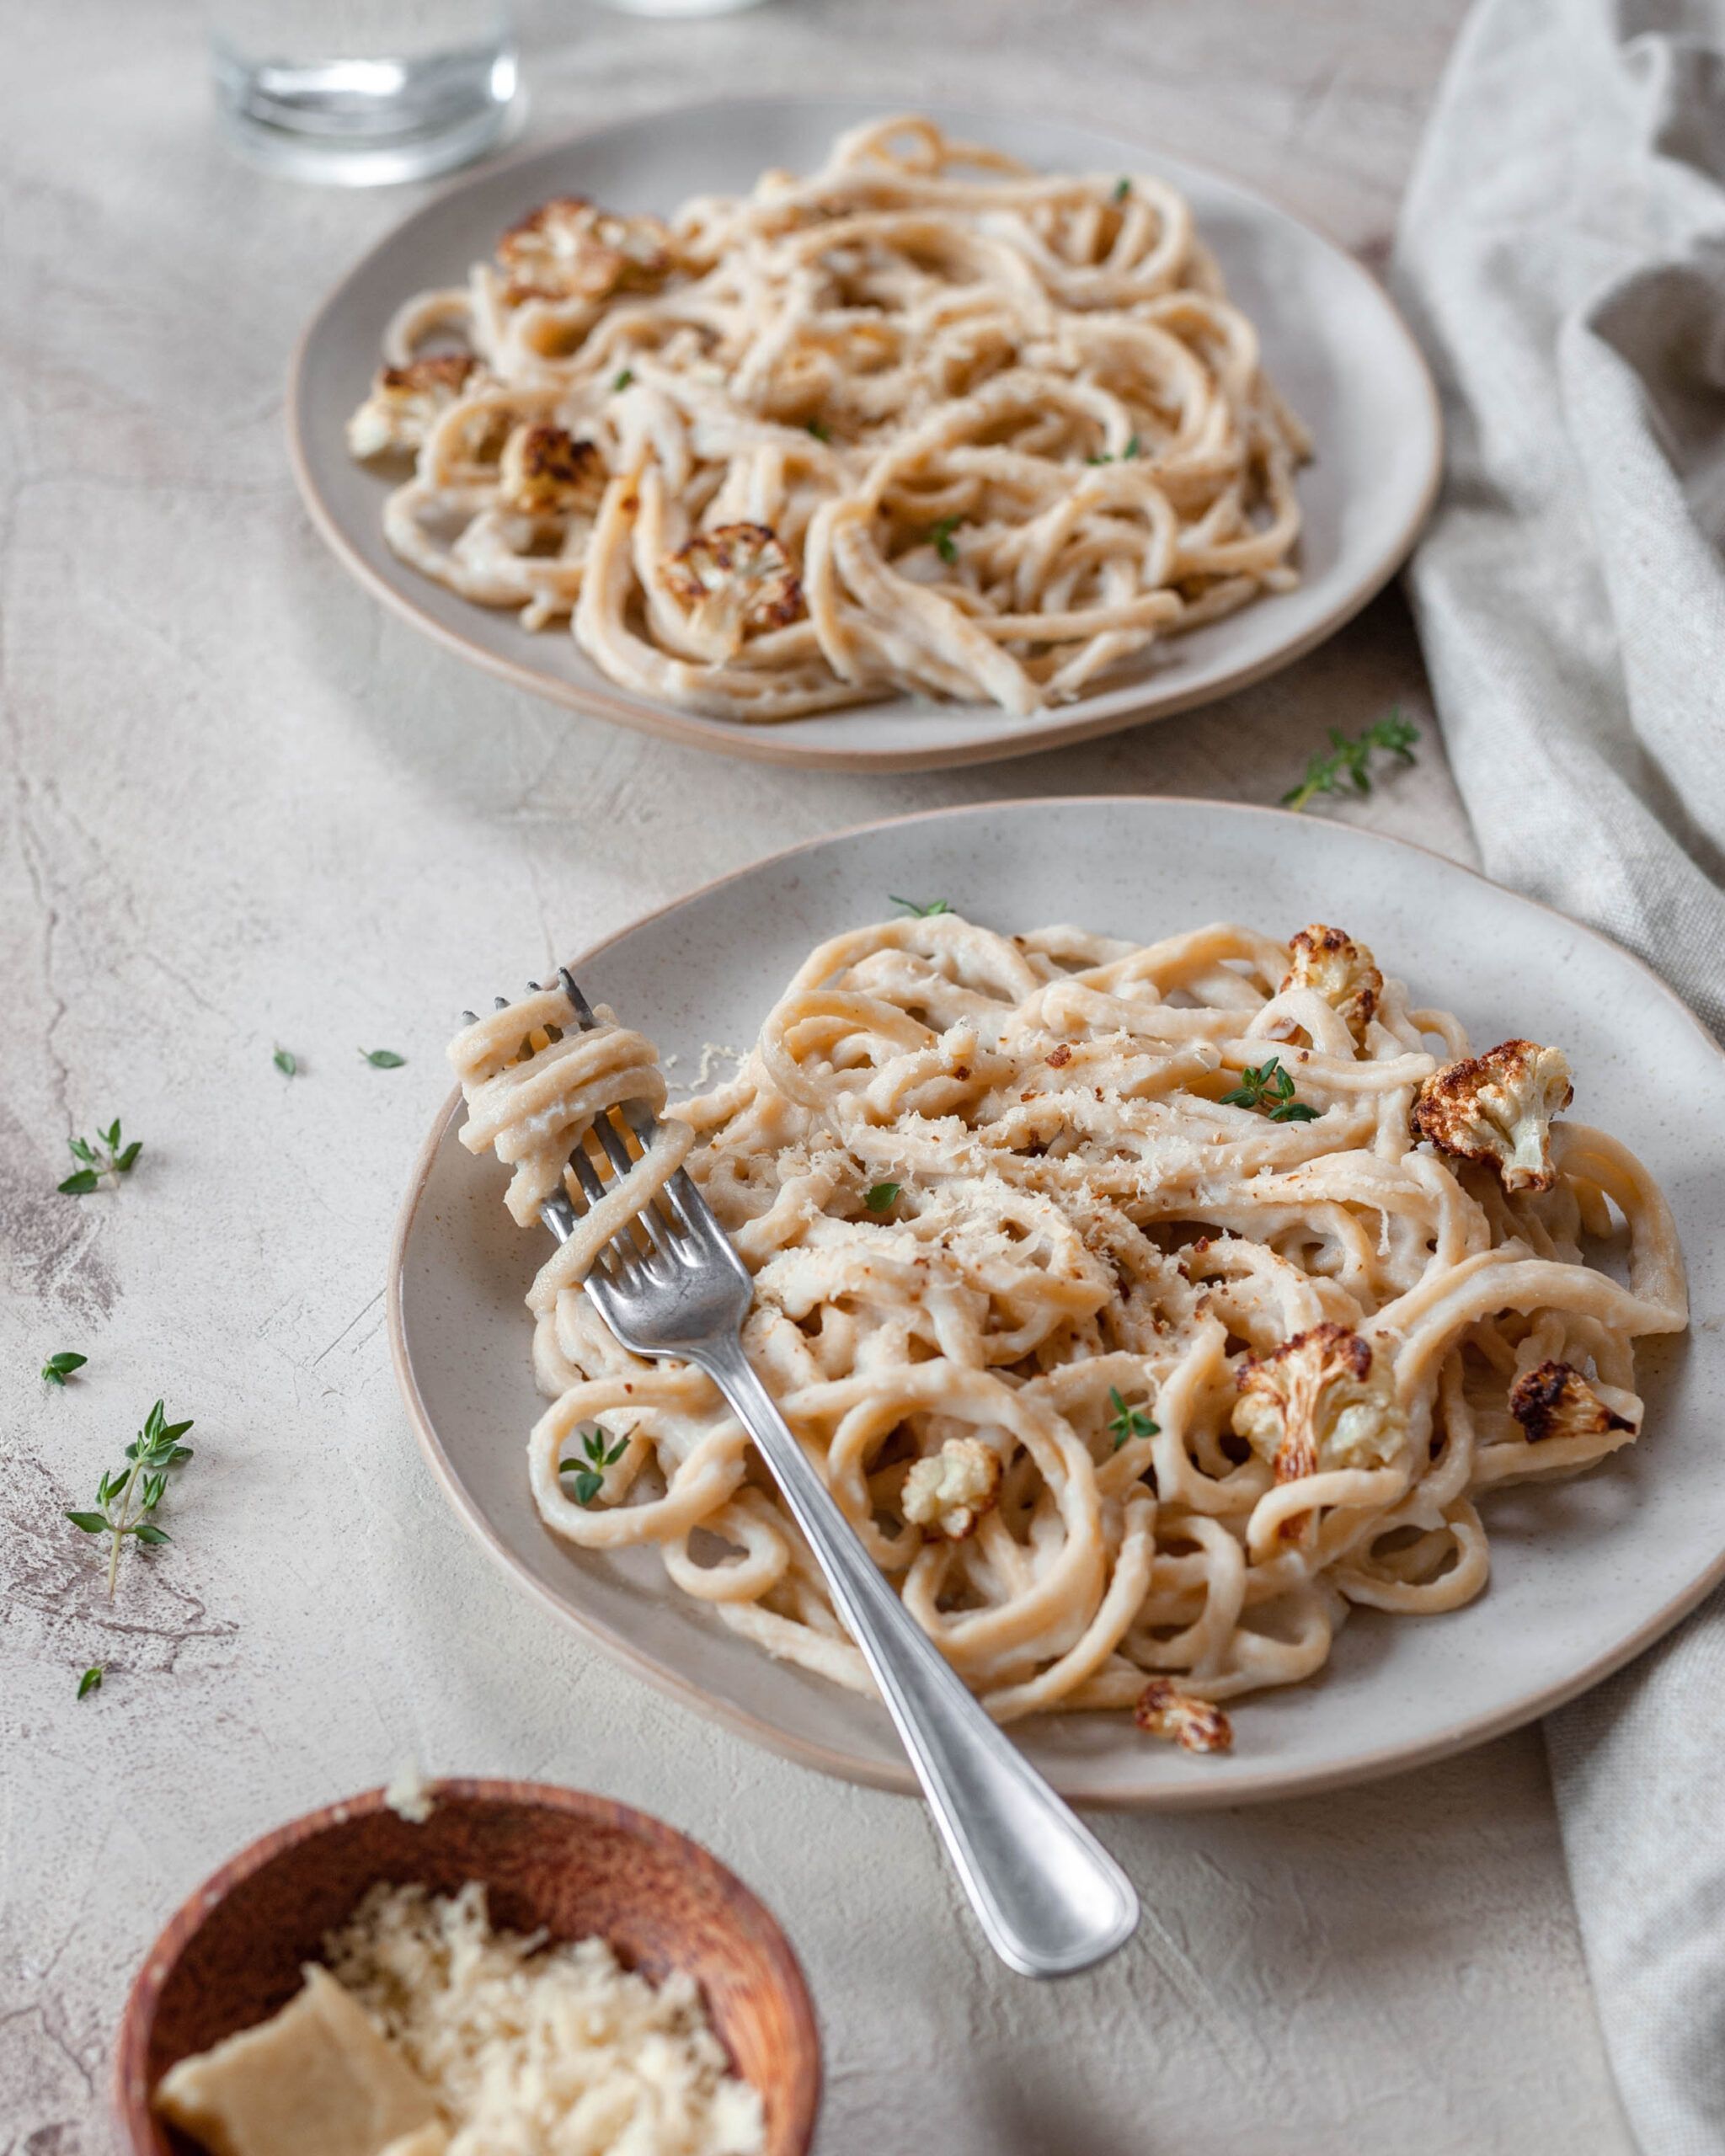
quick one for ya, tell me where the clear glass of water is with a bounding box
[211,0,520,187]
[591,0,766,14]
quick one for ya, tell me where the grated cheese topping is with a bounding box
[323,1882,765,2156]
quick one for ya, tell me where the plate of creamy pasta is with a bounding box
[291,99,1440,771]
[390,800,1725,1806]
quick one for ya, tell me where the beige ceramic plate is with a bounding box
[290,96,1441,773]
[390,800,1725,1807]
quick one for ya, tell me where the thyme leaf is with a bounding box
[1107,1386,1159,1450]
[66,1399,195,1599]
[1220,1056,1321,1123]
[1282,709,1420,813]
[57,1120,142,1196]
[925,514,964,566]
[559,1424,628,1507]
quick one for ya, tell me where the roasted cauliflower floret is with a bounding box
[1134,1680,1234,1754]
[1509,1360,1636,1443]
[1280,923,1382,1047]
[1412,1038,1573,1194]
[1232,1321,1407,1483]
[499,424,606,515]
[902,1437,1001,1541]
[497,197,674,304]
[664,523,806,656]
[345,355,478,460]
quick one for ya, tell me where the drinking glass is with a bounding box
[590,0,769,16]
[210,0,520,186]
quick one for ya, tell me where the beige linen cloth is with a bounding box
[1394,1,1725,2148]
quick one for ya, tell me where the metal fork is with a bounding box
[487,967,1138,1978]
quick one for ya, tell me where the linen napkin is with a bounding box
[1393,2,1725,2148]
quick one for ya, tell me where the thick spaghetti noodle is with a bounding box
[449,914,1685,1748]
[352,115,1310,723]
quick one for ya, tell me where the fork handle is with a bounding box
[698,1341,1139,1978]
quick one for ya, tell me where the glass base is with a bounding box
[212,40,521,186]
[590,0,768,14]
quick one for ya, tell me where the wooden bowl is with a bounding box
[115,1778,820,2156]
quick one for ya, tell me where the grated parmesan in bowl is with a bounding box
[152,1879,765,2156]
[327,1881,765,2156]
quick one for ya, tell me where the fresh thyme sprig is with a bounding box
[58,1120,142,1197]
[612,368,635,392]
[1107,1387,1159,1450]
[890,896,953,917]
[1222,1056,1320,1123]
[66,1399,195,1600]
[359,1048,407,1068]
[864,1181,901,1213]
[925,515,964,566]
[1282,709,1419,813]
[77,1665,103,1700]
[43,1351,88,1387]
[274,1047,298,1076]
[559,1425,628,1507]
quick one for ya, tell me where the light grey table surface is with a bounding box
[1,3,1635,2151]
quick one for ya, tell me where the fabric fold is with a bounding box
[1394,3,1725,2148]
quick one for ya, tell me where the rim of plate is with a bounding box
[387,796,1725,1808]
[287,94,1444,776]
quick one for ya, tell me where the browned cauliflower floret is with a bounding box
[1134,1680,1234,1754]
[663,523,806,656]
[499,424,606,515]
[1232,1321,1407,1484]
[346,355,478,460]
[1280,923,1382,1047]
[1509,1360,1636,1443]
[497,198,674,304]
[902,1437,1001,1541]
[1411,1039,1573,1194]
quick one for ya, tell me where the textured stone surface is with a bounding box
[1,3,1632,2151]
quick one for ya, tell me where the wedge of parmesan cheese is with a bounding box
[153,1963,440,2156]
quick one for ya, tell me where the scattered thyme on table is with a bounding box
[65,1399,195,1599]
[359,1047,407,1068]
[42,1351,87,1387]
[58,1119,142,1196]
[77,1665,103,1700]
[1283,710,1420,812]
[273,1046,298,1076]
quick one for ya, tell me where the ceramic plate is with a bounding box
[290,98,1441,773]
[390,800,1725,1807]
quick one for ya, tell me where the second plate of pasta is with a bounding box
[292,99,1439,771]
[391,800,1725,1806]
